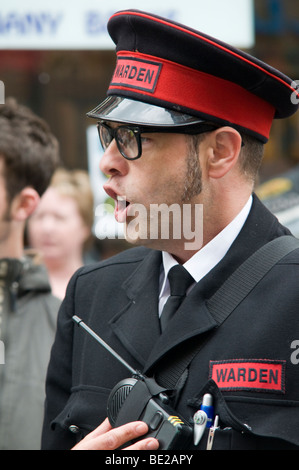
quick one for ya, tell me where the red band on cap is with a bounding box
[109,51,275,140]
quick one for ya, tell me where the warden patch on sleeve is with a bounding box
[209,359,285,394]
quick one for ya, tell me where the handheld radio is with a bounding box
[72,315,193,450]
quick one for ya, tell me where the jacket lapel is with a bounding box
[109,249,162,366]
[109,249,218,372]
[143,284,218,374]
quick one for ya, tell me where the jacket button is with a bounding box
[69,425,80,434]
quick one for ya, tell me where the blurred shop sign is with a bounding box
[0,0,254,50]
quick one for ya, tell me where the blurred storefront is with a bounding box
[254,0,299,182]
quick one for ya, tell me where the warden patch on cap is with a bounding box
[88,9,299,142]
[110,57,161,93]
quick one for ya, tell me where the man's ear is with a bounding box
[207,127,242,179]
[10,187,40,222]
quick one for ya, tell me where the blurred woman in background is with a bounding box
[28,168,94,299]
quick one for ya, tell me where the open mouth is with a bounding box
[115,196,130,223]
[103,185,131,223]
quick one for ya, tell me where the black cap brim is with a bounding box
[87,96,205,127]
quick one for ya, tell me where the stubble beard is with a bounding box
[124,136,203,248]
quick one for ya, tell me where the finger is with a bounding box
[87,417,112,438]
[124,437,159,451]
[72,421,149,450]
[73,417,112,447]
[99,422,149,450]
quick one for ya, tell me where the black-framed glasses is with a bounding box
[97,121,219,160]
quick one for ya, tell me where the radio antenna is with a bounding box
[72,315,140,377]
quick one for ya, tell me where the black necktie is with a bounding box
[160,264,194,332]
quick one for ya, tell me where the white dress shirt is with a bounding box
[158,195,253,316]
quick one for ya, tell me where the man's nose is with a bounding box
[99,140,129,177]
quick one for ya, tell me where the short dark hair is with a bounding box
[190,127,264,184]
[0,98,60,202]
[238,133,264,183]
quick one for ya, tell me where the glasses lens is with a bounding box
[116,127,139,160]
[99,125,113,151]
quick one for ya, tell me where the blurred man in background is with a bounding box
[0,98,60,449]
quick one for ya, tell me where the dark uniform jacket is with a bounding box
[41,195,299,450]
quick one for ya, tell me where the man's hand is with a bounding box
[72,418,159,450]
